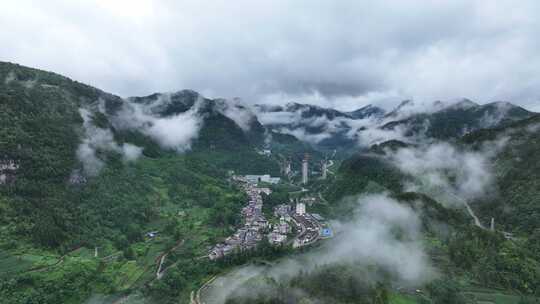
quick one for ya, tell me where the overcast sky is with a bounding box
[1,0,540,111]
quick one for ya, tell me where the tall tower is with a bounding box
[296,201,306,215]
[321,160,327,180]
[302,154,309,184]
[284,159,292,176]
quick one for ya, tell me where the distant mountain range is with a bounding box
[254,98,535,152]
[380,99,533,140]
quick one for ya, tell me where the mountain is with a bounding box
[324,113,540,297]
[383,99,415,118]
[461,114,540,234]
[380,99,534,139]
[255,98,534,152]
[324,153,406,204]
[334,112,540,233]
[254,102,386,152]
[345,104,386,119]
[2,61,540,303]
[0,62,322,303]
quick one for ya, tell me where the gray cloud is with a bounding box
[1,1,540,111]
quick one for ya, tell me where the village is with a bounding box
[208,154,333,260]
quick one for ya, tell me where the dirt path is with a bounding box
[192,275,218,304]
[25,246,83,274]
[155,239,185,280]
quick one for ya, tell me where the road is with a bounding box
[191,275,218,304]
[25,246,83,274]
[445,191,485,229]
[291,214,322,248]
[442,190,516,239]
[155,239,184,280]
[463,200,484,229]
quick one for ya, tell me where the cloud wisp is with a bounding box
[76,108,143,176]
[112,94,205,152]
[381,135,509,209]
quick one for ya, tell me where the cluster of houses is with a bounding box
[209,183,269,260]
[209,175,333,260]
[268,211,292,245]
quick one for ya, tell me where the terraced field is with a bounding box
[462,288,536,304]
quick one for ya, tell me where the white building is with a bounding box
[257,187,272,196]
[268,232,287,245]
[245,174,281,185]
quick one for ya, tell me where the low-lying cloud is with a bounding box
[75,93,265,176]
[76,108,143,176]
[383,136,509,208]
[214,98,257,132]
[389,143,492,200]
[112,94,204,152]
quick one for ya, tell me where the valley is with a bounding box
[0,61,539,304]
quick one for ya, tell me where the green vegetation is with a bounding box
[0,152,250,303]
[448,227,540,294]
[382,101,533,140]
[0,62,295,303]
[224,263,393,304]
[2,61,540,304]
[462,115,540,234]
[324,154,405,204]
[319,117,540,301]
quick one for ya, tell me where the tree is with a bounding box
[123,246,135,260]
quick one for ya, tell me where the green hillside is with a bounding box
[1,61,539,303]
[0,62,303,303]
[324,153,405,203]
[382,100,534,140]
[462,114,540,234]
[321,121,540,300]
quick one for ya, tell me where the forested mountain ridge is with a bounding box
[253,97,535,153]
[253,102,384,151]
[462,114,540,234]
[380,99,534,140]
[0,62,316,303]
[321,111,540,299]
[0,61,314,249]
